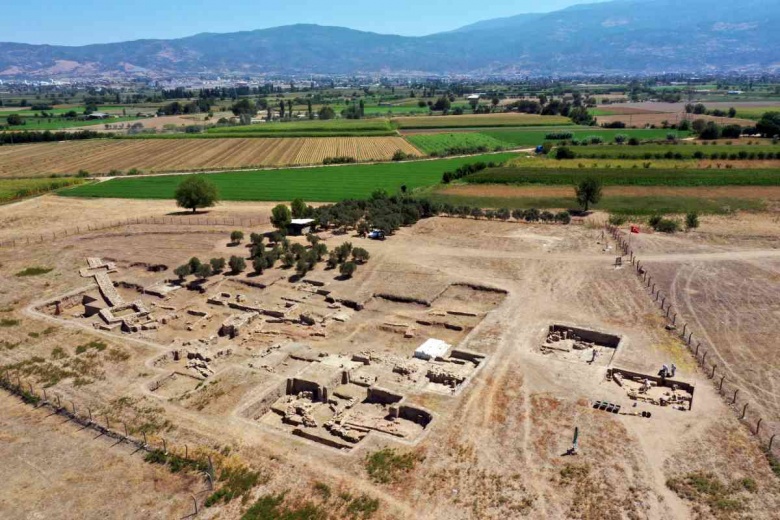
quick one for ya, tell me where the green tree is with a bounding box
[352,247,370,264]
[175,176,218,213]
[210,257,226,272]
[699,122,721,140]
[228,256,246,274]
[685,212,700,230]
[295,257,312,277]
[313,242,328,261]
[271,204,292,231]
[282,252,296,268]
[196,263,213,279]
[230,230,244,244]
[326,252,339,269]
[575,178,603,211]
[7,114,23,126]
[291,198,308,219]
[756,112,780,138]
[318,106,335,120]
[339,261,357,278]
[188,257,202,273]
[253,256,265,274]
[230,99,256,117]
[174,264,190,280]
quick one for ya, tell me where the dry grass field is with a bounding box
[2,193,780,519]
[0,137,421,177]
[627,215,780,435]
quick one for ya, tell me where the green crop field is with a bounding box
[481,127,692,147]
[393,113,572,129]
[61,153,519,202]
[327,104,430,116]
[463,168,780,187]
[554,142,780,160]
[0,105,131,117]
[405,133,511,155]
[733,107,779,121]
[0,178,84,204]
[204,119,396,137]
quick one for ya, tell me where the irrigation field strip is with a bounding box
[0,373,213,516]
[605,223,780,459]
[0,215,272,248]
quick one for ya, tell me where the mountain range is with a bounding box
[1,0,778,78]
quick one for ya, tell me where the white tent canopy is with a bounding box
[414,338,451,361]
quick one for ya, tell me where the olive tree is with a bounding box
[575,178,603,212]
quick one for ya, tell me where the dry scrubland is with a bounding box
[1,197,780,519]
[0,137,421,177]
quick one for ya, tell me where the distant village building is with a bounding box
[86,112,110,120]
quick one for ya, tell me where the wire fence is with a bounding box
[606,223,780,459]
[0,215,272,248]
[0,372,213,516]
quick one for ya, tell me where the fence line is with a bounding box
[605,223,779,458]
[0,215,272,248]
[0,371,211,516]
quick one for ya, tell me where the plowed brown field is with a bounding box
[0,137,422,177]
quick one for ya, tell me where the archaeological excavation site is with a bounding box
[2,199,780,520]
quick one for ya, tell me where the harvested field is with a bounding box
[617,101,780,114]
[591,106,667,116]
[0,137,422,177]
[595,112,756,128]
[393,113,572,129]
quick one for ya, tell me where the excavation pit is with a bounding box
[538,324,622,366]
[257,378,432,451]
[607,368,695,411]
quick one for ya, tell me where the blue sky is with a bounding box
[1,0,609,46]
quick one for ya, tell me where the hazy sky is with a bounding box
[1,0,611,46]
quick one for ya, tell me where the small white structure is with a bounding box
[288,218,315,235]
[414,338,451,361]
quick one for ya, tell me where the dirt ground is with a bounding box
[1,198,780,519]
[625,215,780,436]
